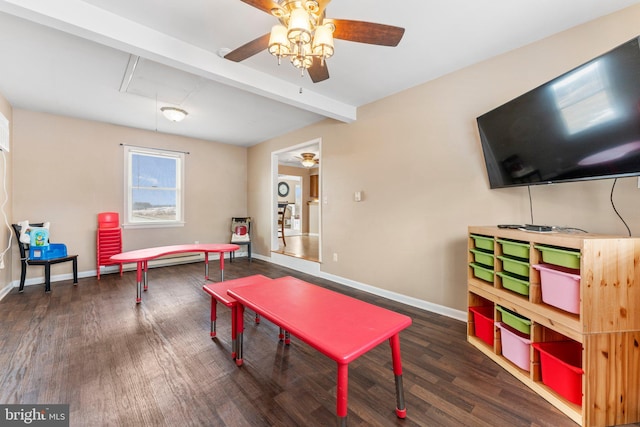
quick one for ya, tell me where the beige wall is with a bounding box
[0,93,12,289]
[12,110,247,282]
[248,5,640,312]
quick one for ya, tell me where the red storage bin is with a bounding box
[532,341,584,405]
[469,306,494,347]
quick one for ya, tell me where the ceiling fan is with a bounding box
[225,0,405,83]
[297,152,319,167]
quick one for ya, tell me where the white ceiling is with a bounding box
[0,0,638,150]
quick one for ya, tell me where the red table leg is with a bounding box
[219,252,225,281]
[336,363,349,426]
[210,296,217,338]
[235,303,244,366]
[390,334,407,418]
[231,305,238,359]
[143,260,149,291]
[135,261,143,304]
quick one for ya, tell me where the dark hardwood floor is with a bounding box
[0,259,635,426]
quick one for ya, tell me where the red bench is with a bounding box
[203,274,286,360]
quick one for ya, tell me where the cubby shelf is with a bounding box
[467,226,640,427]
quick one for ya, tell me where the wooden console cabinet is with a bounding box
[467,226,640,427]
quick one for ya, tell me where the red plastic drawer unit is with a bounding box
[469,306,494,347]
[532,341,584,406]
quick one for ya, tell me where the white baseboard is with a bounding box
[0,250,250,301]
[0,282,13,300]
[114,252,205,272]
[317,271,467,322]
[0,249,467,323]
[256,253,466,322]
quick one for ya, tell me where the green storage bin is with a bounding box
[534,245,581,269]
[497,271,530,296]
[470,234,494,252]
[497,305,531,335]
[469,248,494,267]
[469,262,494,283]
[497,239,530,259]
[498,255,530,277]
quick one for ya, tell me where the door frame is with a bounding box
[271,137,322,263]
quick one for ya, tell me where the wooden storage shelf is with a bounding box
[467,226,640,427]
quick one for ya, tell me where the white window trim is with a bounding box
[123,145,185,229]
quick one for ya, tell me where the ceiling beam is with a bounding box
[0,0,357,122]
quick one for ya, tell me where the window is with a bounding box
[552,60,619,135]
[124,146,185,227]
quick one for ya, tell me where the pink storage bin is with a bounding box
[533,263,581,314]
[496,322,531,371]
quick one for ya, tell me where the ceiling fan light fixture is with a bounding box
[291,44,313,69]
[300,152,317,168]
[160,106,188,122]
[287,8,312,44]
[225,2,405,83]
[304,0,319,13]
[268,25,290,57]
[271,6,286,18]
[312,24,334,59]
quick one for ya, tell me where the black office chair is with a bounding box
[12,223,78,293]
[230,217,251,262]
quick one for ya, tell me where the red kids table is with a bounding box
[202,274,274,358]
[228,276,412,426]
[110,243,239,303]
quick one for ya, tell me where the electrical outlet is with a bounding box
[194,240,199,244]
[333,253,338,262]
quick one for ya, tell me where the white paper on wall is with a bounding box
[0,112,8,152]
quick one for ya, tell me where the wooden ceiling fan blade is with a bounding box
[224,33,271,62]
[328,19,405,47]
[240,0,277,14]
[308,60,329,83]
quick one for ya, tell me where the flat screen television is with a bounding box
[477,36,640,189]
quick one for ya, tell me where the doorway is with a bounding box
[271,138,321,265]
